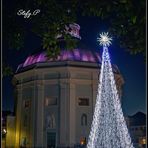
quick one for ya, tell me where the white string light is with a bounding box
[97,32,112,47]
[87,33,134,148]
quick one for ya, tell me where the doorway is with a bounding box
[47,132,56,148]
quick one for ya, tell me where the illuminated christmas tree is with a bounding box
[87,33,134,148]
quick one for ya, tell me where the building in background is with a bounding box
[2,111,15,148]
[6,24,124,148]
[126,112,146,148]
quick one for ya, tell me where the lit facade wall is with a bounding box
[13,61,124,147]
[6,116,16,147]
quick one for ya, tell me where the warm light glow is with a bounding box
[139,137,146,145]
[80,141,84,145]
[80,138,86,145]
[3,129,7,134]
[142,138,146,144]
[97,32,112,47]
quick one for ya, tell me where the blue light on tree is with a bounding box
[87,33,134,148]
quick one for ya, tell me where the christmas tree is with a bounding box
[87,33,134,148]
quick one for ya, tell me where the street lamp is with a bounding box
[3,128,7,134]
[2,128,7,148]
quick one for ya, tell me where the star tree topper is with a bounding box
[97,32,112,47]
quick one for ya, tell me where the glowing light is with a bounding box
[80,138,86,145]
[16,49,102,71]
[97,32,112,47]
[139,137,146,145]
[87,41,134,148]
[142,138,146,144]
[3,129,7,134]
[80,141,84,145]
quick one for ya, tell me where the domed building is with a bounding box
[10,24,124,148]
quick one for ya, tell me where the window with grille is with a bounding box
[45,97,57,106]
[78,98,89,106]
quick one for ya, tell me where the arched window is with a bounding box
[46,114,56,129]
[81,114,87,126]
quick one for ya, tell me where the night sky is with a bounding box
[2,11,146,116]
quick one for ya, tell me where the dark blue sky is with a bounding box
[2,16,146,116]
[78,17,146,115]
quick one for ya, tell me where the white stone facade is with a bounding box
[13,61,124,148]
